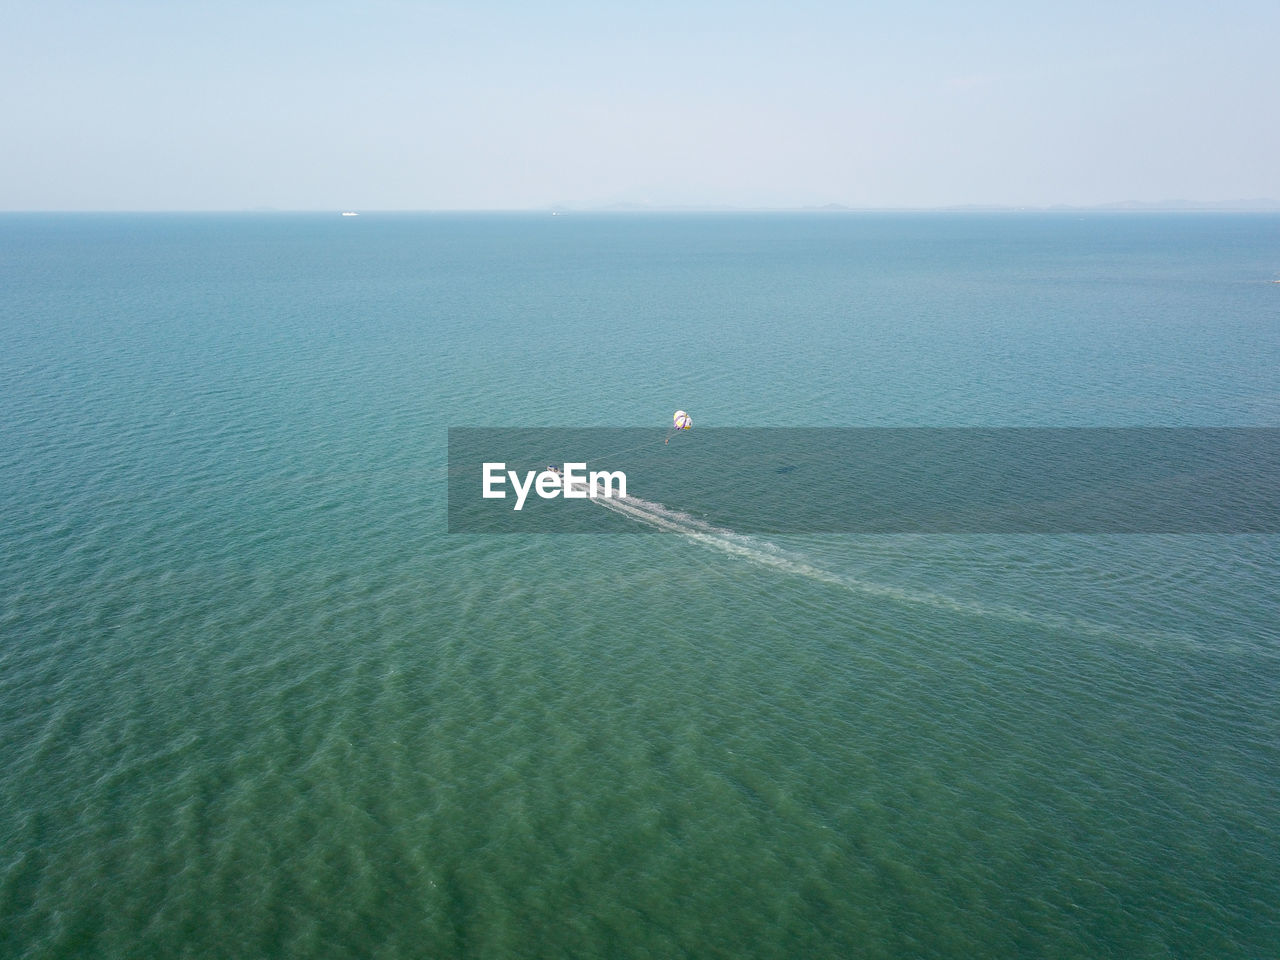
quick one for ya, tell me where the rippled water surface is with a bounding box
[2,213,1278,958]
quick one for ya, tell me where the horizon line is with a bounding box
[4,199,1280,215]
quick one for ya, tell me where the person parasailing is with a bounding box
[664,410,692,445]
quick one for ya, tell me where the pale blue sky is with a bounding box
[3,0,1278,210]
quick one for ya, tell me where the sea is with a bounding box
[2,212,1278,958]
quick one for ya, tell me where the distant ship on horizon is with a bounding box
[341,211,359,217]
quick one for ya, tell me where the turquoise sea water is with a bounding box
[2,213,1278,958]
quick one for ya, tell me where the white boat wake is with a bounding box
[576,483,1205,650]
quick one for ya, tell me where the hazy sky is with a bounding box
[4,0,1278,210]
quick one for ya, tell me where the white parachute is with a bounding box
[665,410,692,445]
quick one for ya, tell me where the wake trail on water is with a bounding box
[583,485,1206,650]
[592,490,850,588]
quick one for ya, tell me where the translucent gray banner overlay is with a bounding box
[448,428,1280,533]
